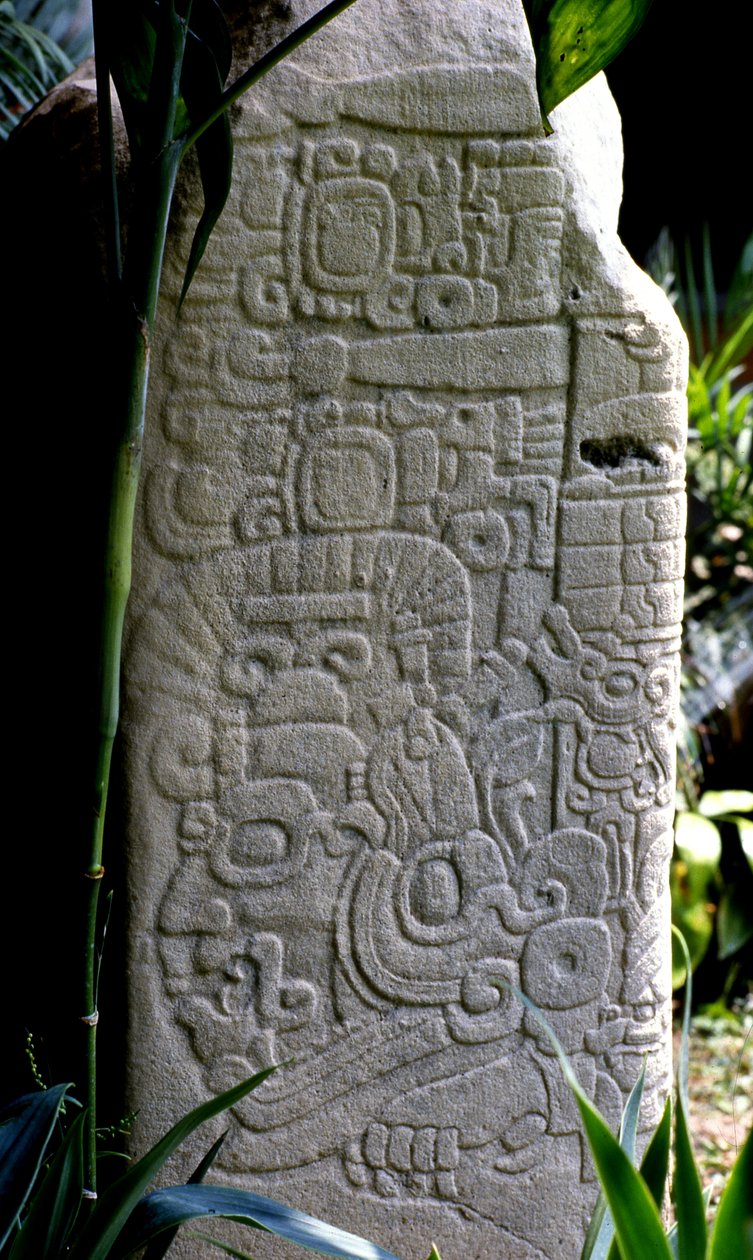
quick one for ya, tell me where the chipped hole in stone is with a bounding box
[579,436,662,470]
[570,285,582,300]
[422,316,431,328]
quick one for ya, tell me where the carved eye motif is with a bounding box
[521,919,611,1010]
[229,820,288,867]
[408,858,461,926]
[603,668,638,699]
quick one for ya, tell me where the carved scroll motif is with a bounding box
[130,49,685,1260]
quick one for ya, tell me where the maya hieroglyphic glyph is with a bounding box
[126,6,686,1255]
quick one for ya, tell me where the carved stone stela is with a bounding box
[126,4,686,1257]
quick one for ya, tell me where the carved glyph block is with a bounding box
[125,4,687,1257]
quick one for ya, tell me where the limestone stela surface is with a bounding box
[125,4,687,1257]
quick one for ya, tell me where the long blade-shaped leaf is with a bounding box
[576,1095,673,1260]
[104,0,158,155]
[8,1107,85,1259]
[141,1131,227,1260]
[603,1098,673,1260]
[510,990,672,1260]
[0,1084,73,1248]
[672,927,692,1112]
[708,1125,753,1260]
[668,928,705,1260]
[672,1097,706,1260]
[523,0,653,133]
[582,1062,647,1260]
[178,110,232,303]
[178,16,232,304]
[113,1184,402,1260]
[67,1067,277,1260]
[639,1096,672,1210]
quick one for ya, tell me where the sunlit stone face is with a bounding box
[125,4,686,1257]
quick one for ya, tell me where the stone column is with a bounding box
[124,3,687,1257]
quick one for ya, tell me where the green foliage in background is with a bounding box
[648,229,753,624]
[0,0,93,137]
[0,0,72,137]
[671,791,753,992]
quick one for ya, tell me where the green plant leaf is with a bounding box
[0,1083,73,1248]
[8,1107,85,1259]
[140,1134,225,1260]
[638,1095,672,1211]
[522,0,653,132]
[708,1124,753,1260]
[717,885,753,959]
[698,791,753,819]
[177,8,233,305]
[673,927,692,1111]
[508,989,672,1260]
[66,1066,277,1260]
[601,1099,673,1260]
[726,231,753,330]
[675,811,723,867]
[671,1097,706,1260]
[113,1184,402,1260]
[582,1061,647,1260]
[103,0,158,156]
[186,0,231,82]
[576,1094,673,1260]
[141,1130,227,1260]
[178,107,232,304]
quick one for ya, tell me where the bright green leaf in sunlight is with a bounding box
[674,811,722,870]
[698,790,753,819]
[523,0,654,132]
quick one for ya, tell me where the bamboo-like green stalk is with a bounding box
[83,0,188,1198]
[83,0,360,1205]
